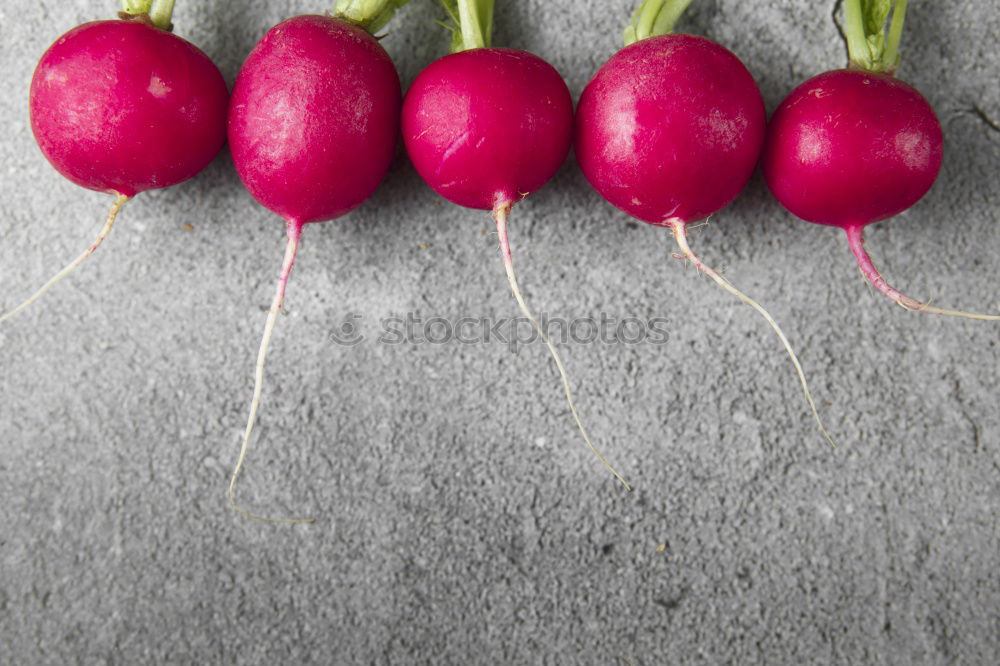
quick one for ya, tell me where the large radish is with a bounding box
[575,0,834,444]
[402,0,631,489]
[762,1,993,320]
[2,0,228,324]
[226,3,408,521]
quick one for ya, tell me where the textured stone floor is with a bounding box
[1,1,998,663]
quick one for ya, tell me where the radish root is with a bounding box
[669,218,835,449]
[228,220,315,523]
[493,203,632,490]
[845,225,1000,320]
[0,192,130,325]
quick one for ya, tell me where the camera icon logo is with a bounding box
[329,314,363,346]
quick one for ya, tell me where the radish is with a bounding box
[1,0,228,324]
[402,1,630,489]
[227,4,408,521]
[574,0,833,443]
[763,1,994,320]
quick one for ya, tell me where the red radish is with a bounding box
[403,50,571,211]
[576,33,764,226]
[1,1,228,324]
[762,1,995,320]
[575,0,833,443]
[402,0,631,489]
[227,9,404,521]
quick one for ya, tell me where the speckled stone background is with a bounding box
[2,1,999,663]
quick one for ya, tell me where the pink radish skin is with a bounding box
[226,15,401,521]
[1,18,228,325]
[575,34,765,225]
[403,48,631,488]
[403,48,572,210]
[762,70,942,229]
[31,20,228,197]
[761,70,994,319]
[230,15,400,224]
[575,34,833,445]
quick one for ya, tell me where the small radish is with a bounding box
[227,4,407,521]
[2,0,228,324]
[574,0,833,443]
[763,1,994,320]
[402,0,631,489]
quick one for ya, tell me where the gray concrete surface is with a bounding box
[2,0,999,663]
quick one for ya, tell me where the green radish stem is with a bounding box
[845,225,1000,320]
[334,0,413,34]
[439,0,493,52]
[883,0,908,71]
[0,193,129,325]
[228,221,315,523]
[493,202,632,490]
[624,0,694,46]
[842,0,908,73]
[120,0,175,30]
[669,218,836,449]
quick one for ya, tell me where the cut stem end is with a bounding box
[120,0,174,30]
[439,0,494,52]
[840,0,908,73]
[623,0,694,46]
[334,0,414,34]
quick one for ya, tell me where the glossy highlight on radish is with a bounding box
[403,0,631,488]
[575,1,834,445]
[1,5,228,325]
[227,12,403,522]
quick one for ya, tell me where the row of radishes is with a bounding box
[8,0,990,521]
